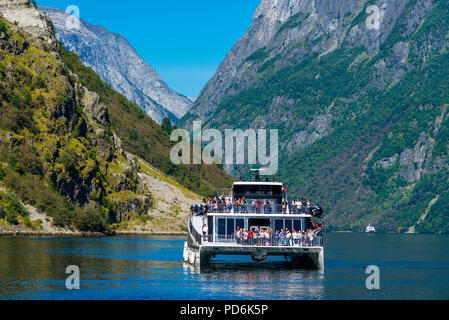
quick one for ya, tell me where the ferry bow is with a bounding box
[183,178,325,269]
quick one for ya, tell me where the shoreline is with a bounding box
[0,230,187,238]
[1,229,444,238]
[114,231,187,236]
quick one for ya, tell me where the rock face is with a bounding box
[398,133,434,183]
[1,0,57,49]
[0,0,195,231]
[40,6,193,124]
[181,0,449,233]
[186,0,435,122]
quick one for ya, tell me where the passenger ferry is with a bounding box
[183,172,324,269]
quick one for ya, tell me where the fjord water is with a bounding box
[0,233,448,300]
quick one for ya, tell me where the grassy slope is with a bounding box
[0,14,231,232]
[0,17,111,231]
[60,49,233,197]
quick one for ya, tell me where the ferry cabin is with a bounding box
[186,181,324,268]
[204,182,316,244]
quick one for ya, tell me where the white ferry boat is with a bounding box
[183,174,324,269]
[365,224,376,233]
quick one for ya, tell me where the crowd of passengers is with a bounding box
[232,223,323,247]
[205,192,315,215]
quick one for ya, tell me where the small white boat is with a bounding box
[365,224,376,233]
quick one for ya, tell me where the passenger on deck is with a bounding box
[292,229,299,246]
[306,229,315,246]
[270,199,276,214]
[226,199,232,213]
[256,199,262,214]
[315,224,323,246]
[243,229,248,245]
[253,228,260,246]
[305,200,312,215]
[264,229,270,246]
[280,229,286,246]
[235,228,242,244]
[248,229,254,246]
[286,229,292,246]
[241,197,247,213]
[274,230,280,246]
[264,200,270,214]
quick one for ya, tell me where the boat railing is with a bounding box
[215,235,237,243]
[201,234,324,247]
[205,204,314,215]
[189,218,203,245]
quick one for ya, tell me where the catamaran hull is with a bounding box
[183,241,324,269]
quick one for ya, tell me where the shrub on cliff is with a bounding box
[57,148,78,173]
[0,165,5,180]
[74,207,109,232]
[0,192,27,225]
[0,19,6,34]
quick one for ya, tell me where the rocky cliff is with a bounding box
[39,6,193,124]
[186,0,435,121]
[0,0,202,234]
[182,0,449,233]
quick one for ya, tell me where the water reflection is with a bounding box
[1,234,449,300]
[183,261,325,300]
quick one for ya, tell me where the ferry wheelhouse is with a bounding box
[183,177,324,269]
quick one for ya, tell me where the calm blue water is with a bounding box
[0,233,448,300]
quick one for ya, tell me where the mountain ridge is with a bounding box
[182,0,449,233]
[40,5,193,124]
[0,0,232,234]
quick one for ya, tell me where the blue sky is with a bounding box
[36,0,261,97]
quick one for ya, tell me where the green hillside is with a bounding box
[0,11,231,233]
[183,0,449,233]
[60,49,233,197]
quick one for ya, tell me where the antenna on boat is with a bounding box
[250,168,265,182]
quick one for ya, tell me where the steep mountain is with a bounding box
[0,1,231,234]
[39,6,193,124]
[182,0,449,233]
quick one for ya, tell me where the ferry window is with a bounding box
[233,184,282,201]
[227,218,235,236]
[248,219,270,227]
[293,219,301,231]
[306,217,314,230]
[236,219,244,230]
[285,219,292,231]
[275,219,283,231]
[218,219,226,236]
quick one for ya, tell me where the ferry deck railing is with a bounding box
[201,234,324,247]
[189,218,203,245]
[205,204,314,215]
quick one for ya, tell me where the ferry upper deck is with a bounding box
[188,180,323,246]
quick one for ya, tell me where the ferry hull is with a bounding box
[184,241,324,270]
